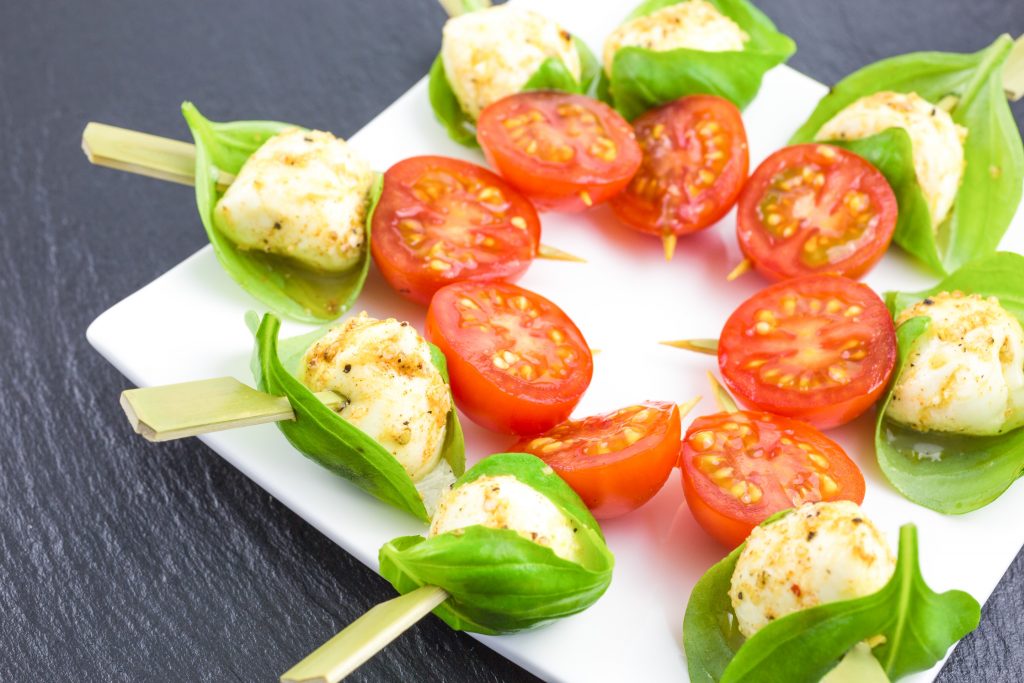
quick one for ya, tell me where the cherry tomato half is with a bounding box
[477,91,642,212]
[371,156,541,305]
[611,95,749,237]
[681,410,866,548]
[737,144,898,281]
[718,274,896,429]
[426,280,593,435]
[512,401,682,519]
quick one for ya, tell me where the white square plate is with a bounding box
[87,2,1024,680]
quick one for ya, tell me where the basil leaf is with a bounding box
[182,102,378,322]
[791,35,1023,274]
[876,252,1024,513]
[378,452,614,634]
[427,36,598,147]
[250,313,466,522]
[603,0,796,120]
[685,522,980,682]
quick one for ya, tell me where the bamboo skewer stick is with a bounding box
[661,233,677,262]
[81,122,585,263]
[659,338,719,355]
[726,258,752,282]
[706,372,740,414]
[280,585,449,683]
[120,377,344,442]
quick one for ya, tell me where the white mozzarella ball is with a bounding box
[888,291,1024,435]
[441,5,580,120]
[729,501,895,638]
[603,1,748,73]
[430,474,583,563]
[815,91,967,229]
[299,313,451,482]
[214,128,374,273]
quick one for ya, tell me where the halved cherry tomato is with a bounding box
[476,91,642,212]
[718,274,896,429]
[681,410,865,548]
[426,280,593,434]
[610,95,749,238]
[512,401,681,519]
[737,144,898,281]
[371,156,541,305]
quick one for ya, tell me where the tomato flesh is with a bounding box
[737,144,897,281]
[426,281,593,434]
[477,91,642,212]
[718,274,896,429]
[512,401,681,518]
[611,95,749,237]
[681,410,866,548]
[371,156,541,305]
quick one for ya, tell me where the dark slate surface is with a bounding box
[1,0,1022,680]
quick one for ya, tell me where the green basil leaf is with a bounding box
[427,36,599,147]
[876,252,1024,513]
[603,0,796,120]
[378,452,614,634]
[181,102,378,322]
[251,312,467,522]
[685,522,980,682]
[791,35,1023,274]
[829,130,941,273]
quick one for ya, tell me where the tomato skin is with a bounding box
[477,91,642,212]
[371,156,541,305]
[736,144,898,281]
[425,281,593,435]
[611,95,749,236]
[718,274,897,429]
[511,402,681,519]
[681,410,866,548]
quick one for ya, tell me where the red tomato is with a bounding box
[611,95,749,237]
[512,401,682,519]
[681,410,866,548]
[426,280,593,434]
[718,274,896,429]
[371,156,541,305]
[737,144,898,281]
[476,91,642,212]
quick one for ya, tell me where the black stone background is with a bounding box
[1,0,1022,680]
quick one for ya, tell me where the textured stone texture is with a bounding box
[0,0,1021,680]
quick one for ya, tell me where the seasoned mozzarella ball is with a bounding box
[888,291,1024,435]
[299,313,451,482]
[214,128,375,273]
[815,91,967,228]
[441,5,580,120]
[603,1,748,73]
[729,501,894,638]
[430,474,583,563]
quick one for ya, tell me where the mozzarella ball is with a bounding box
[299,313,451,482]
[815,91,967,229]
[441,5,580,120]
[888,291,1024,435]
[214,128,375,273]
[729,501,894,638]
[430,474,584,563]
[603,1,749,73]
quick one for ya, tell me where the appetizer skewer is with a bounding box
[684,501,980,682]
[80,123,585,264]
[282,453,614,683]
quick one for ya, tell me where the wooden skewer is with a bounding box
[676,395,702,419]
[726,258,752,281]
[659,338,719,355]
[120,377,344,442]
[662,233,677,262]
[81,122,585,263]
[706,372,740,414]
[280,584,449,683]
